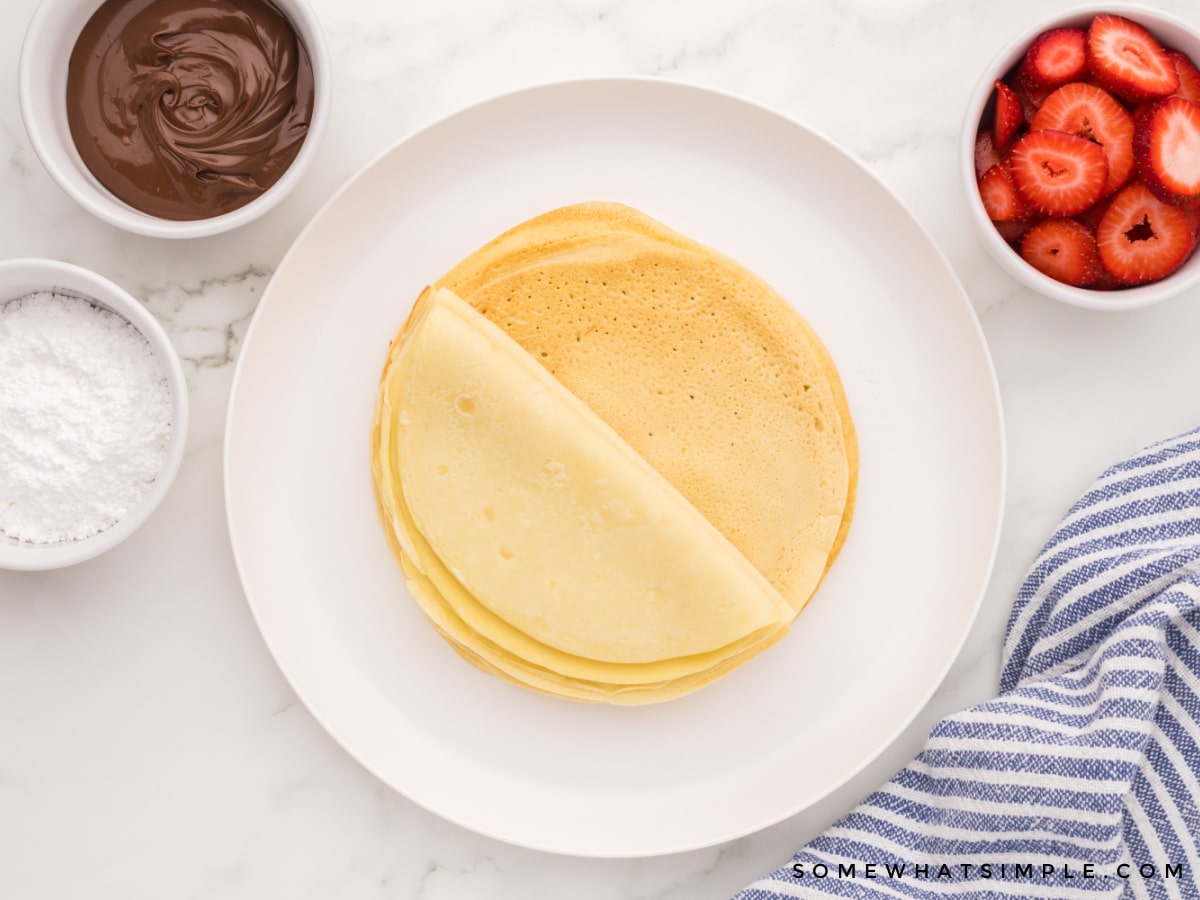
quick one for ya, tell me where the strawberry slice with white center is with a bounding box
[1096,182,1193,284]
[1087,14,1179,103]
[1020,218,1103,286]
[1019,28,1088,91]
[1032,83,1134,197]
[1134,96,1200,205]
[1010,129,1108,216]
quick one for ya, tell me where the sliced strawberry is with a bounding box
[1020,27,1088,91]
[1010,130,1108,216]
[1020,218,1103,286]
[975,131,1001,179]
[1134,96,1200,205]
[993,80,1023,150]
[1096,181,1193,284]
[1168,50,1200,103]
[1087,15,1179,103]
[978,163,1030,221]
[1032,83,1134,197]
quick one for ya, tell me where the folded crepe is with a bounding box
[371,203,857,703]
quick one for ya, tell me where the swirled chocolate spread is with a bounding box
[67,0,314,221]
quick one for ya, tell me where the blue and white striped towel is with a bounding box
[736,428,1200,899]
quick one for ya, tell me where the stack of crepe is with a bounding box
[371,203,856,704]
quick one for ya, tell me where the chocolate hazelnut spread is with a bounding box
[67,0,314,221]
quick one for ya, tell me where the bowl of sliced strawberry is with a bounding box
[964,5,1200,309]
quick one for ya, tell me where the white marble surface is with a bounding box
[4,0,1200,896]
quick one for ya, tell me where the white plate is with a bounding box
[225,79,1005,857]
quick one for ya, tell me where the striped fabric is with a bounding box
[736,429,1200,899]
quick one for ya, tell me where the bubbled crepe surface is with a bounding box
[438,203,858,602]
[371,202,857,704]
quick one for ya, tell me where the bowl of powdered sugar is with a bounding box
[0,259,187,570]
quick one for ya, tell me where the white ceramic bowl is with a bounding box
[962,4,1200,310]
[0,259,189,570]
[18,0,331,239]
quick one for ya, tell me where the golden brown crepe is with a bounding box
[371,203,857,703]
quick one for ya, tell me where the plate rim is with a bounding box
[223,75,1008,857]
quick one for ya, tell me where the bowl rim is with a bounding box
[0,258,189,571]
[17,0,332,239]
[960,2,1200,311]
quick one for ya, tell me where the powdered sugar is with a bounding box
[0,291,173,544]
